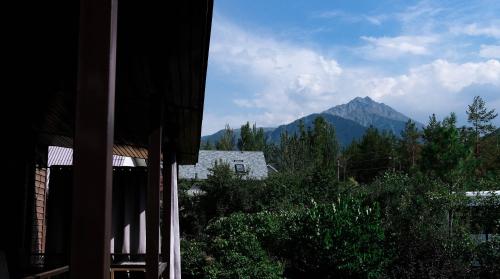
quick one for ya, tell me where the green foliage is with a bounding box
[182,96,500,278]
[466,96,498,176]
[271,116,340,175]
[474,236,500,277]
[216,124,235,150]
[181,240,209,279]
[202,214,284,279]
[344,127,397,183]
[186,197,386,279]
[467,96,498,138]
[398,119,421,172]
[479,128,500,176]
[238,122,266,151]
[420,113,475,188]
[366,172,477,278]
[281,199,386,278]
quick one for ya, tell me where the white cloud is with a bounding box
[315,10,387,25]
[209,18,344,128]
[204,17,500,134]
[479,45,500,58]
[359,35,438,59]
[355,59,500,122]
[453,23,500,39]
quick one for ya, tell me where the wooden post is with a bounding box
[71,0,118,278]
[146,127,162,279]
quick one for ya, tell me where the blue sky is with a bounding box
[202,0,500,135]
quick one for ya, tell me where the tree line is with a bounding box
[180,96,499,278]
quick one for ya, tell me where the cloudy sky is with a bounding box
[201,0,500,135]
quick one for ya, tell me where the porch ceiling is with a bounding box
[28,1,213,164]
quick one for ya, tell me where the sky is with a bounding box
[201,0,500,135]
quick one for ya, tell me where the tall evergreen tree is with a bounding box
[253,125,266,151]
[343,127,396,183]
[399,119,421,172]
[310,117,339,169]
[466,96,497,170]
[420,113,473,186]
[467,96,498,139]
[238,122,266,151]
[216,124,235,151]
[420,113,475,237]
[238,122,254,151]
[273,117,339,174]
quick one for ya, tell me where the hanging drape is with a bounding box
[169,161,181,279]
[45,166,149,265]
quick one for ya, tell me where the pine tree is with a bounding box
[216,124,235,151]
[466,96,497,158]
[237,122,266,151]
[420,113,475,237]
[399,119,421,171]
[238,122,253,151]
[343,126,396,183]
[467,96,498,137]
[253,124,266,151]
[420,113,473,185]
[311,116,339,169]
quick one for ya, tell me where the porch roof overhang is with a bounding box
[28,1,213,164]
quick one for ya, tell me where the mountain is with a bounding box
[323,96,423,134]
[202,96,423,147]
[266,113,366,146]
[201,127,275,146]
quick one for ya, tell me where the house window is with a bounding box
[234,164,245,173]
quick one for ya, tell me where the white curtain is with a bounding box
[169,161,181,279]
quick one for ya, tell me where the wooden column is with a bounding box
[71,0,118,278]
[146,127,162,279]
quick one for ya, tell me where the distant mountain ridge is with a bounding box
[323,96,423,134]
[202,96,424,147]
[266,113,367,146]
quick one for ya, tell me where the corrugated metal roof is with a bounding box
[48,146,133,167]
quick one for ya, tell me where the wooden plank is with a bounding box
[146,127,162,279]
[70,0,118,278]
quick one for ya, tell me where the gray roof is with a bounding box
[178,150,268,180]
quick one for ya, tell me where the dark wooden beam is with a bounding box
[70,0,118,278]
[146,127,162,279]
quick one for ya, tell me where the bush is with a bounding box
[474,236,500,278]
[368,172,476,278]
[184,196,386,279]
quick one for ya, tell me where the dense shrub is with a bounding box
[182,197,386,279]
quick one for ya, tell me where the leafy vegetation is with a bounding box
[182,96,499,278]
